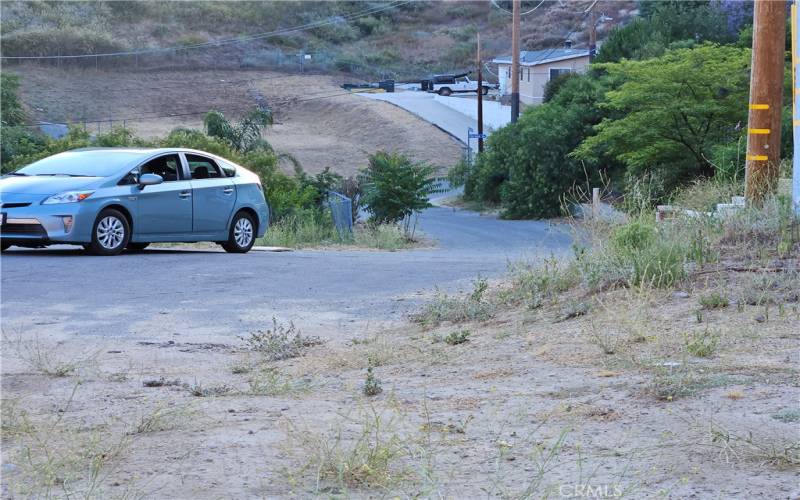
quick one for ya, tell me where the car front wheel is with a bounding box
[88,209,130,256]
[222,211,256,253]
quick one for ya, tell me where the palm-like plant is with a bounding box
[203,108,272,153]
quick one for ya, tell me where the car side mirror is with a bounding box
[138,173,163,189]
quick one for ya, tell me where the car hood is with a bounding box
[0,175,103,198]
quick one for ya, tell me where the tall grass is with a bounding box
[258,212,418,250]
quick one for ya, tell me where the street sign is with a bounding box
[468,132,487,139]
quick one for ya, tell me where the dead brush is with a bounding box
[3,384,135,498]
[240,317,323,361]
[702,418,800,468]
[285,405,407,491]
[7,334,100,377]
[411,278,496,327]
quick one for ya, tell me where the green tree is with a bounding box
[203,108,272,153]
[360,151,434,233]
[575,44,750,194]
[1,73,26,126]
[596,1,732,63]
[463,75,615,219]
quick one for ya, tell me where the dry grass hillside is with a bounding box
[0,1,637,79]
[12,65,462,175]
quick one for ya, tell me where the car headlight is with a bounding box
[42,190,95,204]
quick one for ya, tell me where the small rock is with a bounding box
[672,291,690,299]
[755,314,767,323]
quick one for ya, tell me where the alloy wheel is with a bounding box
[96,216,125,250]
[234,217,253,247]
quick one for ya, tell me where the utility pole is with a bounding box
[477,32,485,153]
[792,1,800,215]
[511,0,520,123]
[588,1,597,62]
[744,0,785,205]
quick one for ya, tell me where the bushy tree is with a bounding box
[360,151,434,233]
[575,44,750,195]
[596,1,732,63]
[464,75,615,219]
[1,74,26,127]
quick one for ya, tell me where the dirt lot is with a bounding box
[2,257,797,498]
[12,65,463,176]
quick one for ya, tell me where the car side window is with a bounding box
[139,154,181,182]
[186,154,223,180]
[119,168,139,185]
[218,160,237,178]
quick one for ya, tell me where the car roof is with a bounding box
[70,147,215,156]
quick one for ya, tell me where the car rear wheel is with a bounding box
[88,209,130,256]
[127,242,150,251]
[222,211,256,253]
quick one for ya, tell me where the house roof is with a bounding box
[492,48,590,66]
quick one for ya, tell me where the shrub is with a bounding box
[443,330,471,346]
[360,151,434,233]
[699,292,729,310]
[239,318,323,361]
[464,75,613,218]
[684,328,720,358]
[363,366,383,396]
[412,278,495,327]
[0,73,26,126]
[576,45,751,196]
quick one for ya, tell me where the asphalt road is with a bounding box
[0,207,571,341]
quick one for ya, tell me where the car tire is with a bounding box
[481,86,489,95]
[438,87,452,96]
[222,211,256,253]
[127,242,150,251]
[88,208,130,256]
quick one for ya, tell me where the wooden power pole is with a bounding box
[477,32,485,152]
[745,0,786,205]
[588,1,597,62]
[511,0,520,123]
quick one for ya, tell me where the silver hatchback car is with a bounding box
[0,148,270,255]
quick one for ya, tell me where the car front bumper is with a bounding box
[0,200,95,246]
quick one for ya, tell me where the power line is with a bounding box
[1,1,412,60]
[490,0,546,16]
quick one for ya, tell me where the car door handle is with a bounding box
[178,191,191,199]
[222,187,234,194]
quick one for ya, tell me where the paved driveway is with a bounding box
[0,207,571,341]
[361,91,478,144]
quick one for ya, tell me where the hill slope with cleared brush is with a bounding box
[0,1,636,79]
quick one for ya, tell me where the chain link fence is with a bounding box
[326,191,353,238]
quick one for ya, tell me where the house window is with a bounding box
[519,67,523,81]
[527,68,530,82]
[549,68,572,80]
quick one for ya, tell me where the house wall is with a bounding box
[497,55,590,106]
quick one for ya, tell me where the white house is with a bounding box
[493,47,591,105]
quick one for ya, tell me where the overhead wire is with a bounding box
[1,1,413,60]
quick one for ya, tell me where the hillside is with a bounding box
[0,1,637,79]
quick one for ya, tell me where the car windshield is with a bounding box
[16,150,147,177]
